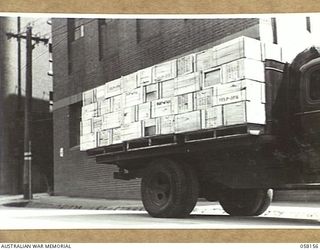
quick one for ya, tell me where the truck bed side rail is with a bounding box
[87,124,274,164]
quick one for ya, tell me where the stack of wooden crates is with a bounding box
[80,36,282,151]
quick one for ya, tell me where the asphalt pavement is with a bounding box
[1,193,320,222]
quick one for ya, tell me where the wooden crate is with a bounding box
[175,93,194,114]
[80,132,97,151]
[105,78,122,98]
[177,54,194,76]
[138,102,152,121]
[156,115,175,135]
[121,121,144,141]
[82,89,94,106]
[143,118,158,137]
[195,49,216,71]
[195,87,215,110]
[144,83,159,102]
[122,106,138,125]
[98,129,112,147]
[112,127,122,144]
[94,84,105,102]
[201,105,223,129]
[223,101,265,126]
[81,102,98,120]
[152,97,177,118]
[102,111,122,129]
[203,67,222,88]
[214,36,262,66]
[153,60,177,82]
[221,58,265,83]
[159,79,175,98]
[175,110,202,133]
[122,72,138,92]
[80,119,92,136]
[92,116,103,132]
[138,67,153,86]
[123,87,144,107]
[216,80,265,105]
[174,72,201,96]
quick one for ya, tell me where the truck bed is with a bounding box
[87,123,275,164]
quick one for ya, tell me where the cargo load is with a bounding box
[80,36,282,151]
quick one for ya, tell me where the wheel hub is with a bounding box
[148,172,171,207]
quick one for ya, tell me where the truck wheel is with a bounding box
[141,158,199,218]
[219,188,273,216]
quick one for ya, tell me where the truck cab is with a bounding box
[294,49,320,181]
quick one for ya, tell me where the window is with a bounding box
[69,102,82,147]
[306,17,311,33]
[98,19,106,60]
[67,18,84,42]
[74,25,84,40]
[67,18,85,74]
[309,69,320,101]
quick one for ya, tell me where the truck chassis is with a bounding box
[87,123,320,218]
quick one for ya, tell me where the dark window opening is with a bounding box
[69,102,82,147]
[306,17,311,33]
[271,17,278,44]
[98,19,106,61]
[67,19,75,74]
[48,43,53,53]
[309,69,320,101]
[49,91,53,101]
[67,18,75,42]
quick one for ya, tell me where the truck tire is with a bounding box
[141,158,199,218]
[219,188,273,216]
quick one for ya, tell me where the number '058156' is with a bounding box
[300,244,319,248]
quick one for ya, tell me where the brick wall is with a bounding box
[52,18,260,199]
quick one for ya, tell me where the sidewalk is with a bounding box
[29,194,145,211]
[0,193,144,211]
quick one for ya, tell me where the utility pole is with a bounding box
[13,16,22,194]
[24,26,33,200]
[7,24,49,200]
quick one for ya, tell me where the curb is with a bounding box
[25,201,146,211]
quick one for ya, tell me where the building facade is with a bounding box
[0,17,53,194]
[52,16,320,200]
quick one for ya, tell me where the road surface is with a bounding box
[0,202,319,229]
